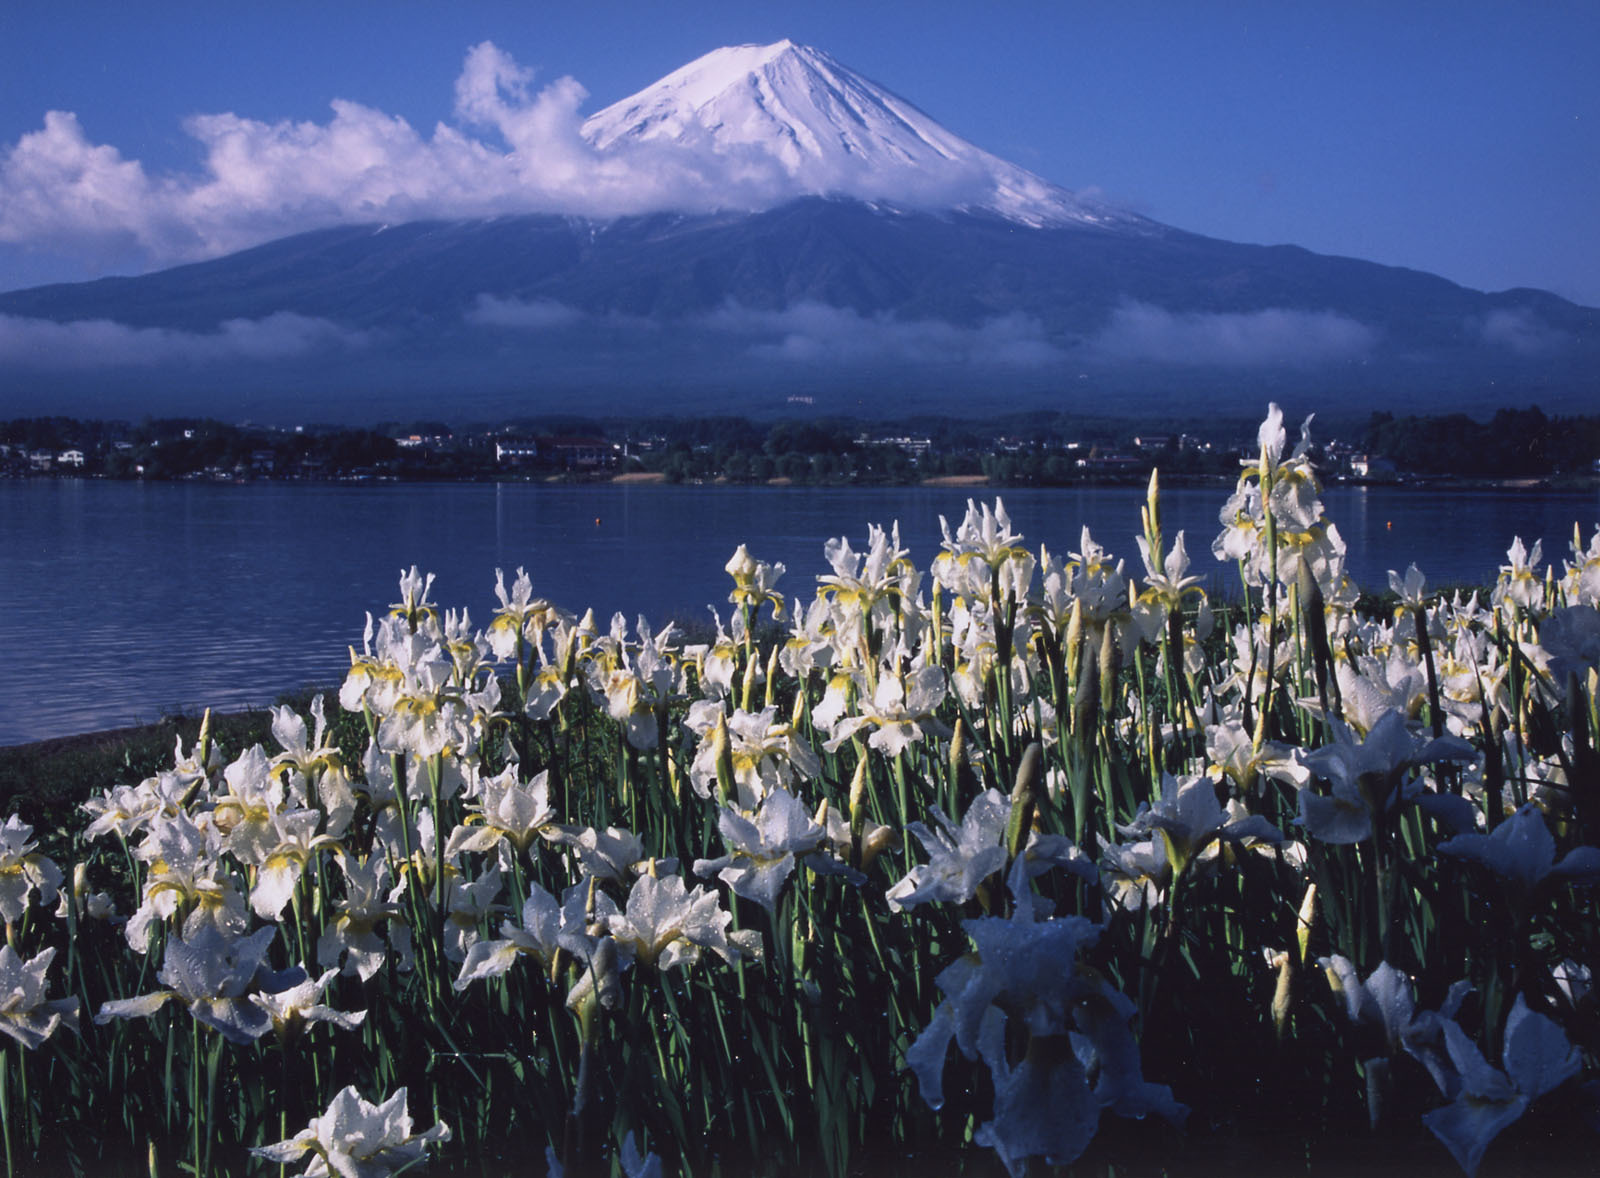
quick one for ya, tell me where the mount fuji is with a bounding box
[1,41,1594,422]
[579,40,1125,231]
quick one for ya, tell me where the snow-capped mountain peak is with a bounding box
[581,41,1122,228]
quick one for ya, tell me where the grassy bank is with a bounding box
[0,696,342,859]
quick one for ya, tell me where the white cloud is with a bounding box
[701,302,1066,367]
[464,294,583,329]
[1091,302,1376,366]
[0,42,864,278]
[1477,308,1566,356]
[0,112,181,259]
[460,294,662,337]
[0,312,369,368]
[459,294,1050,366]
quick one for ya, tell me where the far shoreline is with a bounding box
[614,470,998,486]
[6,470,1599,497]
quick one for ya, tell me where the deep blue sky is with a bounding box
[3,1,1597,303]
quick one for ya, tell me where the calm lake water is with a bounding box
[2,478,1596,745]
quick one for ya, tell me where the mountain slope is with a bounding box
[5,199,1586,337]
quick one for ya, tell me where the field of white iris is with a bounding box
[2,405,1596,1178]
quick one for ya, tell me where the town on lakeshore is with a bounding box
[3,406,1597,489]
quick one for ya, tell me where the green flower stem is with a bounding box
[428,751,449,1001]
[189,1017,202,1178]
[1134,648,1157,785]
[162,1011,176,1140]
[729,897,747,1003]
[890,755,912,872]
[0,1041,13,1178]
[203,1031,222,1178]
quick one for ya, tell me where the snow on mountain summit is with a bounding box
[581,41,1122,228]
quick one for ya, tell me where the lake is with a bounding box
[2,478,1595,745]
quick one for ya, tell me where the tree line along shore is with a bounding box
[3,405,1597,488]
